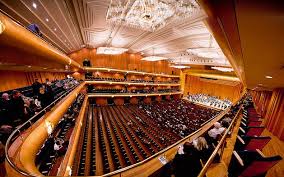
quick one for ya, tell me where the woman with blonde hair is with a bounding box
[193,137,213,162]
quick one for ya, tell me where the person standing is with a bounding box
[32,79,42,96]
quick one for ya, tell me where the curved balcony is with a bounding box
[0,11,81,70]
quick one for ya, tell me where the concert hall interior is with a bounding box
[0,0,283,177]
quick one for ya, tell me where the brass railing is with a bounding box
[197,106,243,177]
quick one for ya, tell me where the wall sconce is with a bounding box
[45,120,54,136]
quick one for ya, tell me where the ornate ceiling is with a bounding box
[0,0,231,67]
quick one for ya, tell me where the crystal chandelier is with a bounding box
[211,66,234,72]
[96,47,128,55]
[106,0,200,32]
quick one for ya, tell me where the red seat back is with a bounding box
[245,138,271,151]
[246,127,264,136]
[240,158,281,177]
[248,121,262,127]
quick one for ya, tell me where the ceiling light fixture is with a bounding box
[141,56,167,61]
[265,75,272,79]
[32,3,37,9]
[211,66,234,72]
[97,47,128,55]
[106,0,200,32]
[54,28,57,31]
[141,48,167,61]
[170,65,190,69]
[45,18,49,22]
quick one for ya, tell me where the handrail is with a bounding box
[197,106,243,177]
[4,84,80,176]
[85,80,180,86]
[84,67,180,78]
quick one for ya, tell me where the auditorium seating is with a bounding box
[235,135,271,151]
[227,97,282,177]
[85,75,179,84]
[74,99,220,176]
[229,150,282,177]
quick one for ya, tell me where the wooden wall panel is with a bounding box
[69,48,180,75]
[0,70,66,92]
[184,75,242,102]
[114,98,124,106]
[130,97,138,104]
[251,90,272,117]
[251,89,284,140]
[264,89,284,140]
[95,98,108,106]
[143,97,151,104]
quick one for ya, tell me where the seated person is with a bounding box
[208,122,226,140]
[172,142,202,177]
[221,117,232,128]
[193,137,213,162]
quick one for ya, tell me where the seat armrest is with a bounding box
[239,127,245,133]
[237,135,245,144]
[233,151,244,166]
[256,149,266,158]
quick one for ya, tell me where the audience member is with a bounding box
[10,90,26,124]
[172,142,202,177]
[0,93,12,125]
[208,122,226,140]
[32,79,42,96]
[193,137,212,162]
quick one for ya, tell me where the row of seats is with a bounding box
[228,97,282,177]
[85,76,179,84]
[88,88,180,94]
[75,99,220,176]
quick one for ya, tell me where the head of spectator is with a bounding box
[2,93,9,101]
[213,122,222,129]
[194,137,208,151]
[208,122,225,140]
[45,78,52,86]
[12,90,21,99]
[183,142,194,155]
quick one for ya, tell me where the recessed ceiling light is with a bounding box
[28,65,32,68]
[46,18,49,22]
[32,2,37,9]
[43,68,47,70]
[265,75,272,79]
[54,28,57,31]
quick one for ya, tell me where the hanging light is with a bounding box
[97,47,128,55]
[170,65,190,69]
[211,66,234,72]
[106,0,200,32]
[141,48,168,61]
